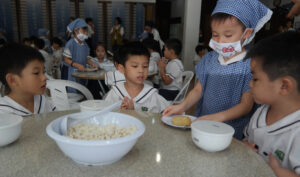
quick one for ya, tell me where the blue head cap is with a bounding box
[38,28,49,37]
[67,18,88,32]
[212,0,273,45]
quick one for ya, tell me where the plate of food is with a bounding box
[85,67,98,72]
[161,114,197,129]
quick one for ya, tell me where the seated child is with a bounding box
[193,44,206,65]
[51,37,64,79]
[243,32,300,177]
[0,43,56,116]
[104,52,126,87]
[158,38,184,101]
[90,43,114,71]
[33,38,54,77]
[105,41,169,113]
[142,38,161,75]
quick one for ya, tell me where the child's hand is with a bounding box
[162,104,185,117]
[77,64,86,72]
[242,140,258,153]
[269,153,281,169]
[157,58,167,69]
[90,62,98,69]
[121,97,134,110]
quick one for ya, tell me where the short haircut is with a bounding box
[245,31,300,92]
[0,43,45,91]
[22,37,30,43]
[164,38,182,56]
[211,13,246,30]
[142,38,161,53]
[51,37,63,47]
[115,17,122,25]
[117,41,150,66]
[85,17,93,23]
[195,45,205,54]
[145,21,154,28]
[34,38,45,49]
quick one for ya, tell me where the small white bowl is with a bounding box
[0,114,23,147]
[191,120,234,152]
[79,100,114,112]
[46,111,145,166]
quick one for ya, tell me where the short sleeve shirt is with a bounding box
[160,59,184,90]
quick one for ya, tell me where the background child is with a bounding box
[104,52,126,88]
[0,43,56,116]
[158,38,184,101]
[163,0,272,140]
[90,43,114,71]
[61,18,97,83]
[243,32,300,177]
[33,38,53,77]
[51,37,64,79]
[105,41,169,113]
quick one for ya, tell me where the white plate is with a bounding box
[161,115,197,129]
[85,68,98,72]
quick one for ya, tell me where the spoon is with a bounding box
[60,100,122,135]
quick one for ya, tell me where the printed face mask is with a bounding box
[209,30,248,58]
[77,33,88,41]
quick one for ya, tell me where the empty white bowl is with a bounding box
[191,120,234,152]
[46,111,145,166]
[0,114,23,147]
[79,100,114,112]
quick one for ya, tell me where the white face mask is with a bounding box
[209,30,248,58]
[77,33,88,41]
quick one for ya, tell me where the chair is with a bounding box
[46,79,94,110]
[172,71,194,105]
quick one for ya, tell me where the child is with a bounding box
[142,38,160,74]
[194,45,206,63]
[243,32,300,177]
[157,38,184,101]
[51,37,64,79]
[90,43,114,71]
[163,0,272,140]
[0,43,56,116]
[61,18,97,83]
[105,41,169,113]
[33,38,54,77]
[104,52,126,88]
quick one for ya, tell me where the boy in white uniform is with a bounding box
[243,32,300,176]
[0,43,56,116]
[105,42,169,113]
[158,38,184,101]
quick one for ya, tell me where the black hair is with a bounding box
[115,17,122,25]
[29,35,38,43]
[0,39,6,47]
[164,38,182,56]
[85,17,93,23]
[145,21,154,28]
[34,38,45,50]
[245,31,300,92]
[211,13,246,31]
[195,45,205,54]
[51,37,63,47]
[22,37,31,44]
[116,41,150,66]
[142,38,161,53]
[0,43,45,92]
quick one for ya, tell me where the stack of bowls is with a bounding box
[191,120,234,152]
[0,114,23,147]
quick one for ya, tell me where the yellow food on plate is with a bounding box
[172,116,191,126]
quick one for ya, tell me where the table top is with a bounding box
[0,110,275,177]
[72,70,105,80]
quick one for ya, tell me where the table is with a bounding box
[0,110,275,177]
[72,70,105,81]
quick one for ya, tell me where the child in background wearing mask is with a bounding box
[163,0,272,140]
[62,18,97,84]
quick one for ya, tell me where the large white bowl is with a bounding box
[191,120,234,152]
[79,100,114,112]
[46,111,145,166]
[0,114,23,147]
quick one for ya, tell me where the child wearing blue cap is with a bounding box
[62,18,97,84]
[163,0,272,140]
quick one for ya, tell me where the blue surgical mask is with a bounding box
[77,33,88,41]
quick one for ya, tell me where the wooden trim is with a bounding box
[15,0,21,42]
[103,2,107,46]
[46,0,53,39]
[75,0,80,18]
[129,3,134,39]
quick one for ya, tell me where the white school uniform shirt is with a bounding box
[105,82,170,113]
[39,49,54,76]
[160,59,184,90]
[148,52,160,74]
[244,105,300,174]
[0,95,56,117]
[104,70,126,87]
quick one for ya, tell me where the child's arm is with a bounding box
[158,59,172,85]
[121,96,134,110]
[269,154,300,177]
[163,80,203,116]
[64,56,85,72]
[87,58,98,69]
[195,91,254,122]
